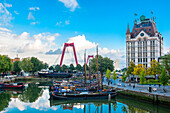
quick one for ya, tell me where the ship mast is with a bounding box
[89,59,91,87]
[84,49,87,87]
[97,45,99,91]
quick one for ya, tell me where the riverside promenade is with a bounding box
[103,78,170,105]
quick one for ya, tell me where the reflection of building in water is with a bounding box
[62,104,73,110]
[114,59,120,70]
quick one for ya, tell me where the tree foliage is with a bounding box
[90,55,114,74]
[112,70,117,81]
[76,64,82,72]
[43,63,49,69]
[13,60,21,74]
[0,55,13,73]
[55,64,61,72]
[160,67,169,86]
[69,64,75,72]
[49,66,54,70]
[133,64,145,75]
[161,54,170,74]
[139,69,146,85]
[106,69,111,80]
[30,57,43,74]
[127,61,135,75]
[20,58,33,72]
[122,70,127,82]
[61,64,68,72]
[147,60,162,75]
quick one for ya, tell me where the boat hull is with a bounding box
[38,72,73,78]
[50,92,116,100]
[4,85,25,89]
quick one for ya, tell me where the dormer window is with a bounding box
[135,34,137,36]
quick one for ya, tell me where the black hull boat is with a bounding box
[38,72,73,78]
[50,90,116,100]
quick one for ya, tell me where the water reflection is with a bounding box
[0,83,170,113]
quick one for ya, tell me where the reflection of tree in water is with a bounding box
[113,102,118,112]
[122,105,127,113]
[0,92,11,112]
[18,83,43,103]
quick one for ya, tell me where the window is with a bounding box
[135,30,137,32]
[135,34,137,36]
[149,33,151,35]
[144,29,147,31]
[149,29,151,31]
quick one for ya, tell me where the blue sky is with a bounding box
[0,0,170,68]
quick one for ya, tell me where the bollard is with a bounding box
[108,94,111,101]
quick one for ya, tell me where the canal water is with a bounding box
[0,82,170,113]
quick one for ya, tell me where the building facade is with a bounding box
[126,15,163,68]
[114,59,120,70]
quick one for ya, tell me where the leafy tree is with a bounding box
[13,60,21,74]
[161,54,170,75]
[113,102,118,112]
[55,64,61,72]
[127,61,135,75]
[19,84,43,103]
[112,70,117,85]
[30,57,43,74]
[90,55,114,75]
[76,64,82,72]
[160,67,169,92]
[139,69,146,86]
[83,64,89,71]
[0,55,13,73]
[49,66,54,71]
[133,64,145,75]
[121,105,127,113]
[122,70,127,86]
[69,64,75,72]
[61,64,68,72]
[0,92,11,112]
[43,63,49,69]
[106,69,111,80]
[20,58,33,72]
[147,60,162,77]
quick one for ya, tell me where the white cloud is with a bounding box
[29,7,40,11]
[0,27,11,32]
[56,21,62,26]
[164,47,170,54]
[14,10,19,15]
[59,0,79,11]
[28,12,35,20]
[65,20,70,25]
[4,3,12,7]
[31,21,39,25]
[0,3,13,26]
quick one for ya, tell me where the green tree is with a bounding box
[76,64,82,72]
[139,69,146,86]
[49,66,54,70]
[122,70,127,86]
[106,69,111,81]
[113,102,118,112]
[43,63,49,69]
[20,58,33,72]
[127,61,135,75]
[13,61,21,75]
[133,64,145,75]
[30,57,43,74]
[90,55,114,75]
[160,67,169,92]
[161,54,170,75]
[0,55,13,73]
[61,64,68,72]
[0,92,11,112]
[19,84,43,103]
[112,70,117,85]
[121,105,127,113]
[69,64,75,72]
[55,64,61,72]
[147,60,162,77]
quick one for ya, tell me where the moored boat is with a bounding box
[50,89,116,100]
[38,71,73,78]
[4,83,25,89]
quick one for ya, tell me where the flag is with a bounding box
[151,11,153,14]
[134,13,137,16]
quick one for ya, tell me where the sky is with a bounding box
[0,0,170,69]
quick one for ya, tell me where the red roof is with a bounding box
[126,24,130,34]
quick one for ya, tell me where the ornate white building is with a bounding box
[126,15,163,68]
